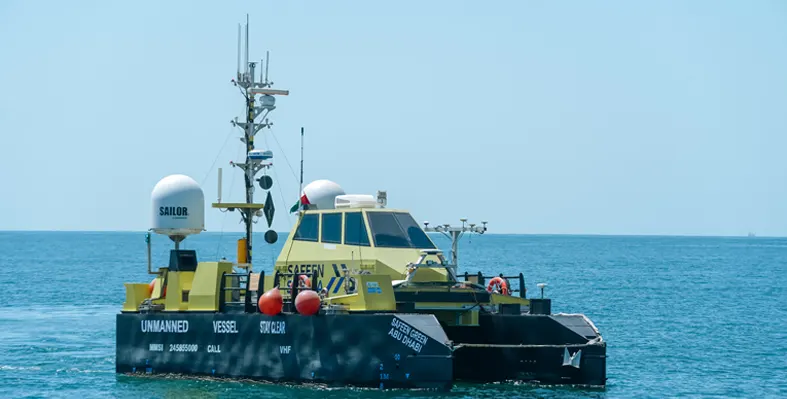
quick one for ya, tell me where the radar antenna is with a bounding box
[423,219,487,268]
[213,14,290,271]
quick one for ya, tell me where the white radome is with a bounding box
[150,174,205,237]
[335,194,377,209]
[302,179,345,210]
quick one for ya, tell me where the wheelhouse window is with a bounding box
[344,212,370,246]
[293,213,319,242]
[366,212,436,249]
[321,213,342,244]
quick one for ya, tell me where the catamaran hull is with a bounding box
[448,313,607,387]
[116,312,606,389]
[452,344,606,386]
[116,312,453,390]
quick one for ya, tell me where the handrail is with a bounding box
[271,269,320,313]
[462,271,527,298]
[219,272,253,312]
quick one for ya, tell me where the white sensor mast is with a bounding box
[423,219,488,268]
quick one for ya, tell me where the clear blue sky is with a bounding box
[1,1,786,236]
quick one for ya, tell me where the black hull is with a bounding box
[116,312,606,390]
[453,344,606,386]
[116,312,453,390]
[448,314,607,386]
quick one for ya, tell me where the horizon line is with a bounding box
[0,229,779,239]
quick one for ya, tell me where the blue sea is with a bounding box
[0,231,785,398]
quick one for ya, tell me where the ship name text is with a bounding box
[388,318,428,353]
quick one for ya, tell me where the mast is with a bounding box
[214,15,289,271]
[299,127,304,198]
[423,219,488,268]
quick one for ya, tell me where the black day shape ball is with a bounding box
[258,175,273,190]
[264,229,278,244]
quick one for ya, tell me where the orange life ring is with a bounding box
[288,275,312,288]
[297,274,311,288]
[148,278,166,297]
[486,277,509,296]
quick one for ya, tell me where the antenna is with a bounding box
[299,127,304,198]
[236,24,241,79]
[265,51,270,85]
[244,14,250,78]
[217,167,223,203]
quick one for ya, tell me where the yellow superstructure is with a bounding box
[122,205,529,325]
[274,208,449,296]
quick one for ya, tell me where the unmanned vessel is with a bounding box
[116,16,607,390]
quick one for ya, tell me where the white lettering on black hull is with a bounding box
[260,320,286,334]
[141,319,189,333]
[388,318,428,353]
[169,344,198,352]
[213,320,239,334]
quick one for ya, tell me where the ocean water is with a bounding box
[0,231,785,398]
